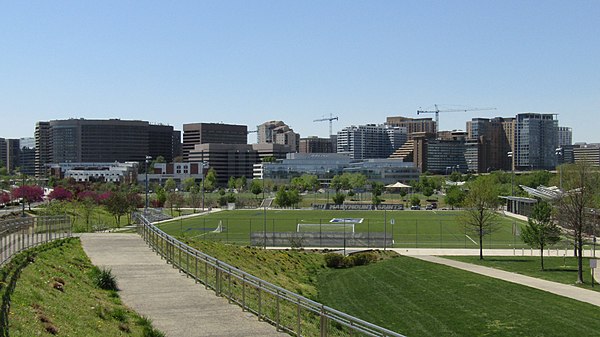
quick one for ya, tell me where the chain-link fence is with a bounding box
[165,216,540,249]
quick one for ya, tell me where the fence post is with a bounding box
[320,305,327,337]
[297,297,302,337]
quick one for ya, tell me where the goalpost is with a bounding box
[296,223,355,233]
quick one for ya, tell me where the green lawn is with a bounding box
[3,238,162,336]
[158,209,534,248]
[317,256,600,337]
[446,255,600,292]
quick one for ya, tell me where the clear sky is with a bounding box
[1,1,598,142]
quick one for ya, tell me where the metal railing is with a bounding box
[0,215,72,266]
[134,212,405,337]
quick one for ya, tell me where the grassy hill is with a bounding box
[2,238,162,337]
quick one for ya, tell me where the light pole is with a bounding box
[262,167,267,249]
[555,147,563,191]
[507,152,514,196]
[21,173,26,217]
[201,161,209,212]
[145,155,152,210]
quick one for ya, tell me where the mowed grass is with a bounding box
[158,209,533,248]
[446,256,600,292]
[317,256,600,337]
[3,238,160,336]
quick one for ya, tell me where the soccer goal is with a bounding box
[296,223,355,233]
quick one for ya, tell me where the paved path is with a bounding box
[410,255,600,307]
[80,233,283,337]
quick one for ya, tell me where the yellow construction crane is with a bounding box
[417,104,496,133]
[313,114,339,137]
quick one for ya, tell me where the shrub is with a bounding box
[350,252,377,266]
[324,253,345,268]
[90,266,118,291]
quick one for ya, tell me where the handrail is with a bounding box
[0,215,72,266]
[133,212,405,337]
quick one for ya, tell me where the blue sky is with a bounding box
[1,1,598,142]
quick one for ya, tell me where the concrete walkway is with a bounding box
[410,255,600,307]
[80,233,283,337]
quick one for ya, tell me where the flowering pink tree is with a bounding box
[0,191,11,205]
[12,185,44,210]
[48,186,73,201]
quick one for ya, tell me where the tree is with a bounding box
[48,186,73,201]
[77,191,98,230]
[460,176,501,260]
[410,195,420,206]
[521,201,562,271]
[445,186,465,210]
[236,176,247,192]
[187,185,202,212]
[250,180,263,199]
[12,185,44,210]
[332,192,346,205]
[274,188,290,208]
[228,176,237,191]
[1,191,11,205]
[103,192,129,226]
[125,191,142,223]
[302,174,320,193]
[182,177,196,192]
[554,162,600,284]
[423,186,434,198]
[166,192,185,216]
[204,168,217,192]
[154,186,167,207]
[164,178,177,193]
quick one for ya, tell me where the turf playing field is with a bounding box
[156,209,544,248]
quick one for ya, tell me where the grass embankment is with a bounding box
[447,255,600,292]
[181,238,600,337]
[1,238,162,336]
[317,256,600,337]
[161,209,530,248]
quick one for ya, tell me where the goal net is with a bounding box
[296,223,355,233]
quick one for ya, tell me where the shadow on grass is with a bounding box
[543,268,578,272]
[483,258,530,263]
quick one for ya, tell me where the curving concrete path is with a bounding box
[80,233,283,337]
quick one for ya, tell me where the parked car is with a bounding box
[425,204,433,210]
[410,205,421,210]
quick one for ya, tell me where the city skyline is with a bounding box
[1,1,598,142]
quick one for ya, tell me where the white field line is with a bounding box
[465,234,478,245]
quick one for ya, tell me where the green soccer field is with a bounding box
[156,209,540,248]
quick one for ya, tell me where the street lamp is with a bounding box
[145,155,152,210]
[201,161,209,212]
[507,152,514,196]
[21,173,26,217]
[555,147,563,191]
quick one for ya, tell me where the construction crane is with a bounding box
[416,104,496,133]
[313,114,339,137]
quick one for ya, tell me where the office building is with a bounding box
[337,124,396,159]
[35,119,179,177]
[558,127,573,147]
[466,117,514,172]
[188,143,293,185]
[182,123,247,161]
[573,144,600,166]
[48,162,139,184]
[257,120,300,152]
[299,137,335,153]
[386,116,436,139]
[514,113,558,170]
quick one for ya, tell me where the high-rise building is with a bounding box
[188,143,292,185]
[35,119,179,177]
[514,113,558,170]
[299,137,334,153]
[0,138,21,173]
[385,116,436,139]
[19,137,36,176]
[466,117,514,172]
[182,123,247,161]
[573,143,600,166]
[337,124,397,160]
[558,127,573,147]
[257,121,300,152]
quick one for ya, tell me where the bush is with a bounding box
[350,252,377,266]
[90,266,118,291]
[324,253,345,268]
